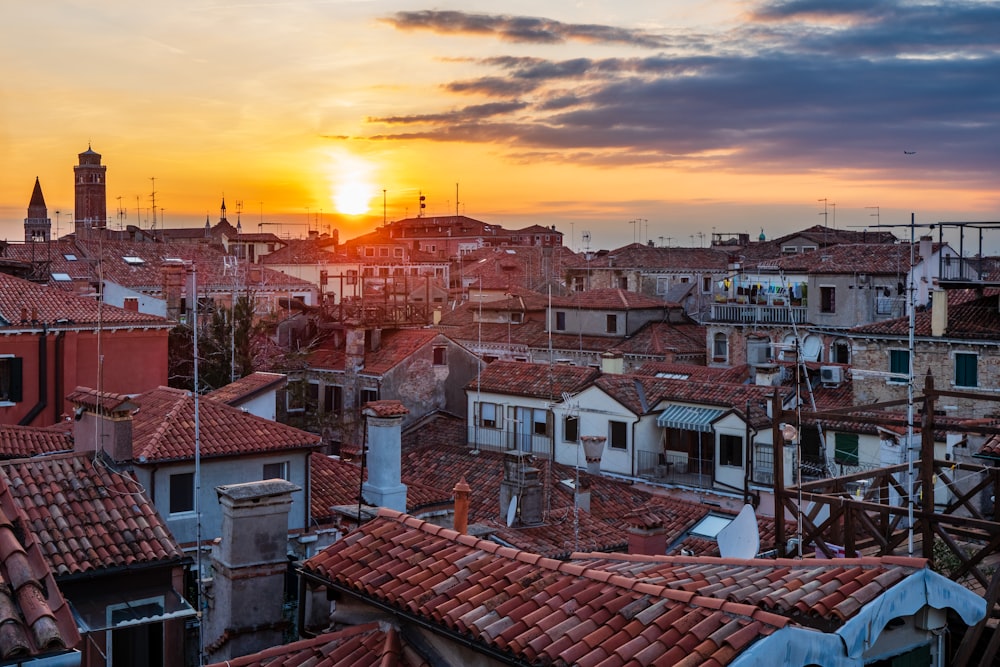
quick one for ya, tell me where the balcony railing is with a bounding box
[469,427,553,458]
[637,450,714,490]
[710,303,807,325]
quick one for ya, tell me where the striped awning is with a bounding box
[656,405,725,432]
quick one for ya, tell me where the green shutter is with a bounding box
[889,350,909,377]
[834,433,859,466]
[956,353,978,387]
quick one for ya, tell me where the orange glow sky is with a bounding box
[2,1,998,250]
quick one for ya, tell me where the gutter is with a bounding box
[18,326,48,426]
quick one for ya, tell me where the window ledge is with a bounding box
[0,401,15,408]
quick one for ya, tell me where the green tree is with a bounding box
[167,294,259,392]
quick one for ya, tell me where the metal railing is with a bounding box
[470,427,553,458]
[710,303,807,324]
[636,450,714,489]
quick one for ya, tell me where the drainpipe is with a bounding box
[18,326,48,426]
[54,330,64,421]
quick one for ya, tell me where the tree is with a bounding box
[167,294,259,392]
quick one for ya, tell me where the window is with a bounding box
[609,420,627,450]
[606,314,618,334]
[365,247,375,257]
[713,333,728,361]
[346,270,358,285]
[832,340,850,365]
[286,382,305,412]
[360,388,378,405]
[394,248,404,257]
[889,349,910,383]
[532,409,548,436]
[702,276,712,293]
[564,415,579,443]
[820,286,836,313]
[379,248,389,257]
[618,276,628,289]
[555,311,566,331]
[433,346,447,366]
[834,433,859,466]
[720,434,743,467]
[955,352,978,388]
[0,357,23,403]
[479,402,499,428]
[306,382,320,410]
[263,461,289,480]
[169,472,194,514]
[324,385,343,414]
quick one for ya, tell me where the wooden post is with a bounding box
[921,373,936,562]
[772,389,785,557]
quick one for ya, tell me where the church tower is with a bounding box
[24,177,51,242]
[74,145,107,238]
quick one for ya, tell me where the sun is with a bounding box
[328,151,377,215]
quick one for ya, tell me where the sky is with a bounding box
[2,0,999,252]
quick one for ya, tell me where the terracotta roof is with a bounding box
[0,453,184,577]
[576,243,730,271]
[259,238,348,265]
[65,386,137,412]
[550,288,674,310]
[310,453,452,524]
[0,272,168,328]
[570,552,925,623]
[131,386,320,463]
[301,509,789,666]
[762,243,917,274]
[0,425,72,459]
[612,321,708,359]
[363,400,409,418]
[467,361,599,399]
[307,329,446,375]
[0,504,80,659]
[850,290,1000,340]
[594,374,773,419]
[204,372,286,406]
[772,224,898,248]
[206,621,430,667]
[633,362,748,383]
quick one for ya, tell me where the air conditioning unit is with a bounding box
[820,366,843,385]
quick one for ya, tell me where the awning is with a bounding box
[657,405,725,432]
[70,585,196,633]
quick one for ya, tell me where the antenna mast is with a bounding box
[149,177,157,231]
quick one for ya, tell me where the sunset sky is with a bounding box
[2,0,998,251]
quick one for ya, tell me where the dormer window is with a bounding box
[123,256,145,265]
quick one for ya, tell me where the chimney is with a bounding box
[361,400,409,512]
[453,477,471,534]
[754,363,781,387]
[345,325,365,373]
[206,479,301,663]
[581,435,606,475]
[68,387,137,462]
[931,289,948,337]
[575,476,592,514]
[499,450,543,526]
[601,350,624,375]
[625,512,668,556]
[161,260,186,322]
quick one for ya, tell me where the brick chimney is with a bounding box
[161,260,187,322]
[361,400,409,512]
[625,511,668,556]
[67,387,137,462]
[453,477,471,534]
[206,478,301,663]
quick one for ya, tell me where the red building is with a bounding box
[0,272,171,426]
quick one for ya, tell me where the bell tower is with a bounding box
[74,145,107,238]
[24,178,51,242]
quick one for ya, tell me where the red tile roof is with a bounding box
[204,372,286,406]
[363,400,409,418]
[850,290,1000,340]
[131,386,320,462]
[310,453,452,525]
[633,362,748,383]
[467,361,599,399]
[206,621,430,667]
[307,329,447,375]
[550,288,675,310]
[0,425,71,459]
[0,453,184,576]
[301,509,788,666]
[259,238,348,265]
[763,243,918,274]
[0,272,168,329]
[577,244,730,271]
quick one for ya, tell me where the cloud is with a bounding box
[364,3,1000,184]
[383,10,668,48]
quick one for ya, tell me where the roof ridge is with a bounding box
[144,390,190,459]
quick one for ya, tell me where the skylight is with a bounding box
[123,256,145,265]
[655,372,691,380]
[689,514,733,539]
[63,254,77,261]
[52,273,72,281]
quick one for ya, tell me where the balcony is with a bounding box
[637,450,714,490]
[469,427,553,458]
[710,302,807,325]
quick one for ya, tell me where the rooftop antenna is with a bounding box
[866,205,880,226]
[818,198,828,227]
[149,177,157,232]
[455,182,459,216]
[116,196,127,231]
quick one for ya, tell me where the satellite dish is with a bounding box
[717,504,760,559]
[506,495,518,527]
